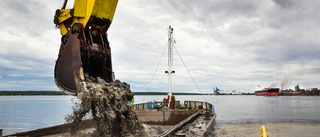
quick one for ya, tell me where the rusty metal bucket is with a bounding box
[54,23,114,96]
[54,24,83,96]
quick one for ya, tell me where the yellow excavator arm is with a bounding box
[53,0,118,96]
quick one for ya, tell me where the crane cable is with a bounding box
[141,44,168,103]
[173,44,207,102]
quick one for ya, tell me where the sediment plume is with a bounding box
[65,79,146,137]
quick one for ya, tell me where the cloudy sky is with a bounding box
[0,0,319,93]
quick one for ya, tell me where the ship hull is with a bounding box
[255,92,279,96]
[255,88,280,96]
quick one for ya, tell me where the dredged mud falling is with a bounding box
[65,80,146,137]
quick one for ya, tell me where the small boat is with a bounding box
[255,88,280,96]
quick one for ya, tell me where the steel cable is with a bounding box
[173,44,207,102]
[141,44,168,103]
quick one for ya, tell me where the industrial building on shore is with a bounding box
[280,84,320,96]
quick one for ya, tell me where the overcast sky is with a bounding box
[0,0,319,93]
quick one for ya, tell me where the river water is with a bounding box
[0,95,320,136]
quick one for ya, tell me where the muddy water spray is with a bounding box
[65,80,145,136]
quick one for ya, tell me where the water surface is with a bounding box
[0,96,77,135]
[1,95,320,135]
[135,95,320,124]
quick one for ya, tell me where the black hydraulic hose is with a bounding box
[62,0,68,9]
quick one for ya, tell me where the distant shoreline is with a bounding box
[2,91,316,96]
[0,91,220,96]
[0,91,203,96]
[0,91,67,96]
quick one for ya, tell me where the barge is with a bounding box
[3,26,217,137]
[132,100,216,136]
[132,26,217,136]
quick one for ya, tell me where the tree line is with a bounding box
[0,91,67,96]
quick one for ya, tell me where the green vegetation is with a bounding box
[0,91,67,96]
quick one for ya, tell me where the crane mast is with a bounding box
[166,26,175,107]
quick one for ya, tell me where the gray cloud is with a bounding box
[0,0,319,92]
[273,0,293,8]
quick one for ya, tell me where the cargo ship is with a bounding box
[255,88,280,96]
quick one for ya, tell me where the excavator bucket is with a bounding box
[54,0,118,96]
[54,23,115,96]
[54,25,82,96]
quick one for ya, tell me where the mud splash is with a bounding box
[65,79,145,137]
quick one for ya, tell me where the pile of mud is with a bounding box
[65,79,146,136]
